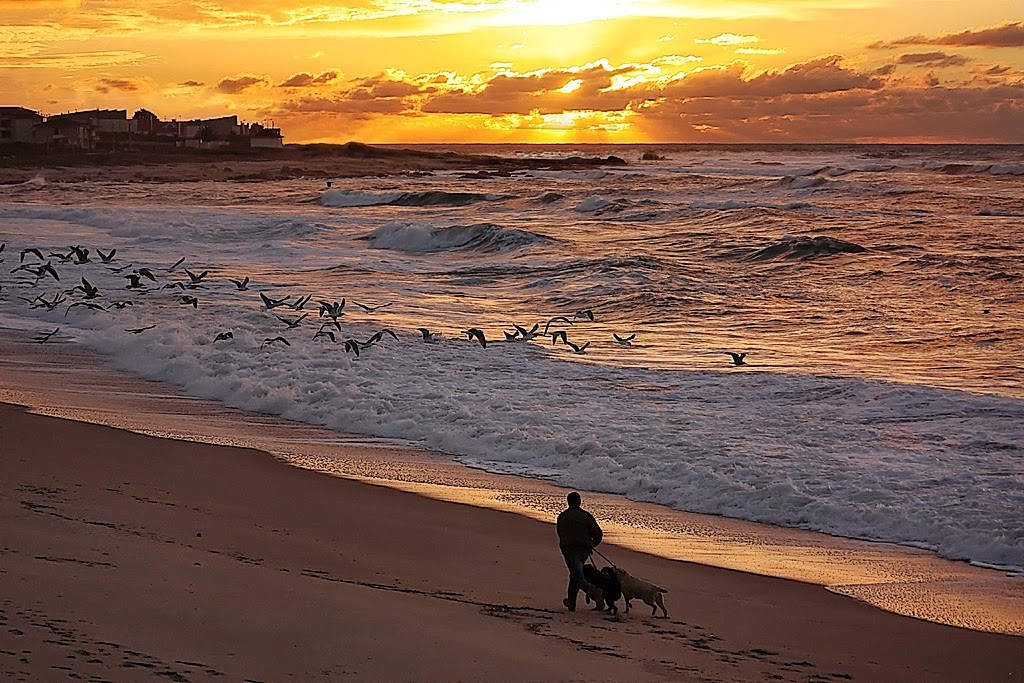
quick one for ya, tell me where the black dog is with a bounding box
[582,563,622,614]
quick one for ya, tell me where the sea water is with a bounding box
[1,144,1021,573]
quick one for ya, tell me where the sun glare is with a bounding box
[495,0,636,26]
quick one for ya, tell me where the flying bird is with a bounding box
[135,267,157,281]
[543,315,573,335]
[288,294,312,310]
[573,309,595,322]
[613,333,636,346]
[261,336,290,349]
[65,301,106,316]
[417,327,439,342]
[726,352,747,366]
[275,312,309,329]
[165,256,185,272]
[31,327,60,343]
[260,292,291,310]
[353,301,393,313]
[213,331,234,343]
[464,328,487,348]
[550,330,568,345]
[70,245,90,264]
[126,325,157,334]
[313,328,336,342]
[73,277,100,299]
[343,339,361,356]
[97,248,117,263]
[319,299,345,320]
[361,328,398,347]
[21,247,44,263]
[513,323,540,342]
[229,276,250,291]
[184,269,209,286]
[566,340,591,354]
[178,295,198,308]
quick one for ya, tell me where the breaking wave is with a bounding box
[362,222,555,253]
[745,235,868,261]
[321,189,513,207]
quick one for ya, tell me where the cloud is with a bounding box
[635,77,1024,143]
[662,56,882,98]
[696,33,758,46]
[278,71,339,87]
[266,52,1023,143]
[895,52,970,68]
[93,77,147,94]
[871,21,1024,49]
[215,75,269,94]
[181,80,204,87]
[0,50,147,69]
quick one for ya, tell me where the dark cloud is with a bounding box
[94,77,142,93]
[635,82,1024,142]
[896,52,970,68]
[278,71,339,87]
[181,80,203,87]
[277,94,410,115]
[216,75,268,94]
[871,21,1024,49]
[660,56,882,98]
[274,55,1024,142]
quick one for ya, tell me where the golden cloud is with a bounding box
[871,21,1024,49]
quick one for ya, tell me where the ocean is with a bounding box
[1,143,1022,574]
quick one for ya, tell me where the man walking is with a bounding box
[556,491,604,611]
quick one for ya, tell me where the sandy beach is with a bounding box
[2,401,1022,682]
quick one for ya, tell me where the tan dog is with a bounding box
[611,567,669,617]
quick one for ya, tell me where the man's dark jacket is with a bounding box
[557,505,603,552]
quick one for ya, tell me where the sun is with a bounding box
[493,0,639,26]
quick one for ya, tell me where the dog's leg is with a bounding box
[656,594,668,618]
[624,597,631,613]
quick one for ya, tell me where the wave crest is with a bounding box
[746,235,868,261]
[321,189,512,207]
[363,222,554,253]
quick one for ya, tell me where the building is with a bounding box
[32,117,96,150]
[0,106,44,144]
[248,122,284,148]
[3,105,286,151]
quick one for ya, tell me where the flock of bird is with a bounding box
[0,240,749,365]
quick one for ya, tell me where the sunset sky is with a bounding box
[2,1,1022,143]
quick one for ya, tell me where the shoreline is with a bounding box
[1,329,1022,639]
[3,406,1023,681]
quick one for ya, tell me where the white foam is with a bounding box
[3,155,1022,573]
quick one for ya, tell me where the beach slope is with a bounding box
[1,403,1020,682]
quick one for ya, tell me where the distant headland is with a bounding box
[0,106,628,184]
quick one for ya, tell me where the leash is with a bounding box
[591,548,616,568]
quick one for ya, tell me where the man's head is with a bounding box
[567,491,582,507]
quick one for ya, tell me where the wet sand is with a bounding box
[1,331,1023,681]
